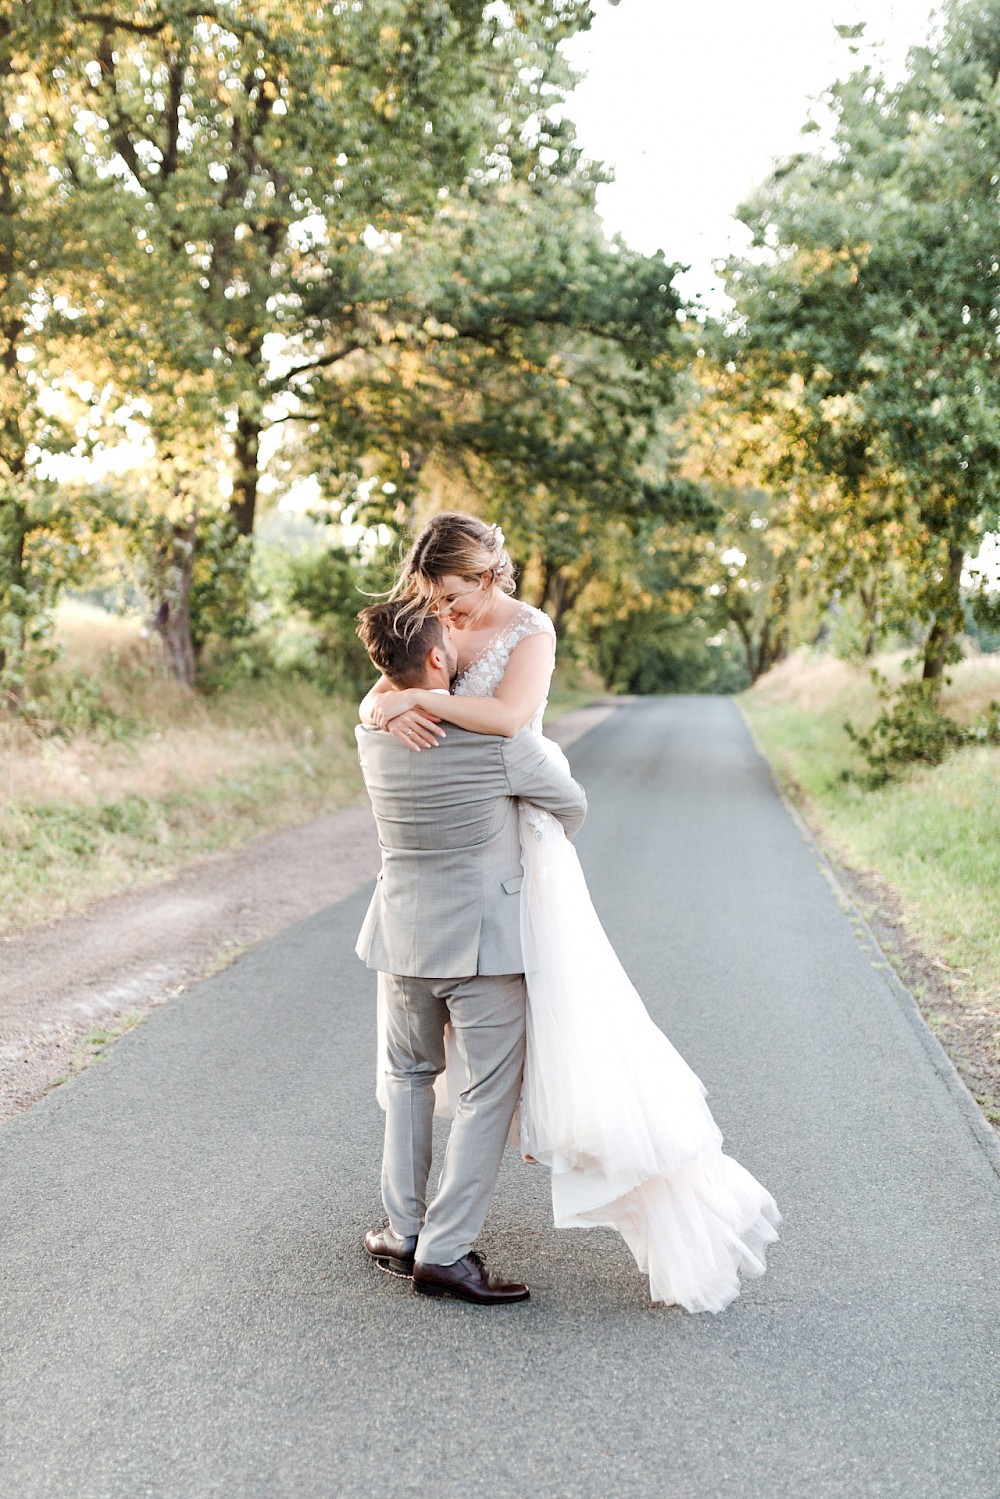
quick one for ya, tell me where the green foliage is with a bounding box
[964,597,1000,655]
[0,483,116,704]
[965,577,1000,650]
[285,541,397,696]
[821,593,897,664]
[2,0,617,689]
[188,518,258,653]
[845,671,1000,785]
[594,614,748,695]
[716,0,1000,683]
[25,665,138,743]
[704,489,815,684]
[311,181,691,659]
[9,0,996,713]
[0,12,126,701]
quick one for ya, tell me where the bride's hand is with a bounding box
[386,707,445,750]
[371,688,421,727]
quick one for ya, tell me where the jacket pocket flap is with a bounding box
[502,874,524,894]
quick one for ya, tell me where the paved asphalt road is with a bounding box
[2,698,999,1499]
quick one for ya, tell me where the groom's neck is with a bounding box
[393,666,449,692]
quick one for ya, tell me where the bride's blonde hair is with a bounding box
[390,512,515,629]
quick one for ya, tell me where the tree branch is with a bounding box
[74,6,362,64]
[263,407,320,427]
[74,6,267,41]
[74,10,176,37]
[160,49,185,180]
[267,341,371,392]
[94,34,146,187]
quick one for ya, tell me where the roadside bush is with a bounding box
[845,672,1000,786]
[25,665,140,742]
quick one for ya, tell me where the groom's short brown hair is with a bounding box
[356,600,445,688]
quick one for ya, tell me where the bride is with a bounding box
[359,511,780,1313]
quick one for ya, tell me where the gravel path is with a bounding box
[1,696,998,1498]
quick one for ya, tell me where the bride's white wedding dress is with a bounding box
[378,602,780,1313]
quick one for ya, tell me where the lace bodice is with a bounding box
[452,603,555,734]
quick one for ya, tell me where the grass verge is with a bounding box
[1,607,365,935]
[740,649,1000,1127]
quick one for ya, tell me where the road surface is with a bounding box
[2,698,998,1498]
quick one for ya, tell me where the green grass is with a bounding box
[740,650,1000,998]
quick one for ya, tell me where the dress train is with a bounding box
[516,740,780,1314]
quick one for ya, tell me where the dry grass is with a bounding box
[752,644,1000,722]
[54,600,149,670]
[938,652,1000,723]
[1,603,365,934]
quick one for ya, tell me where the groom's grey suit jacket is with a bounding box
[355,725,587,978]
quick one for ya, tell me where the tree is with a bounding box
[24,0,605,677]
[297,178,697,650]
[47,0,598,679]
[0,9,121,702]
[678,348,822,683]
[723,1,1000,679]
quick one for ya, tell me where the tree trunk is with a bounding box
[858,578,881,657]
[230,407,259,538]
[546,573,571,633]
[732,614,760,683]
[922,541,965,681]
[150,512,198,688]
[531,557,554,612]
[0,61,29,705]
[758,616,775,677]
[543,569,583,634]
[922,616,952,681]
[759,611,790,676]
[0,497,29,708]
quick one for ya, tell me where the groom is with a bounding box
[354,600,587,1304]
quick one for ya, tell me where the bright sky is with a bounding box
[562,0,941,308]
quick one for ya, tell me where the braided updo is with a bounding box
[390,512,515,628]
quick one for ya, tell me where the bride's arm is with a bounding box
[359,676,394,724]
[371,632,554,739]
[359,675,445,749]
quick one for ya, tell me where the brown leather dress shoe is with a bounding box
[364,1225,417,1278]
[412,1251,529,1305]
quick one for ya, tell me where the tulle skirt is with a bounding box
[376,739,780,1313]
[516,743,780,1313]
